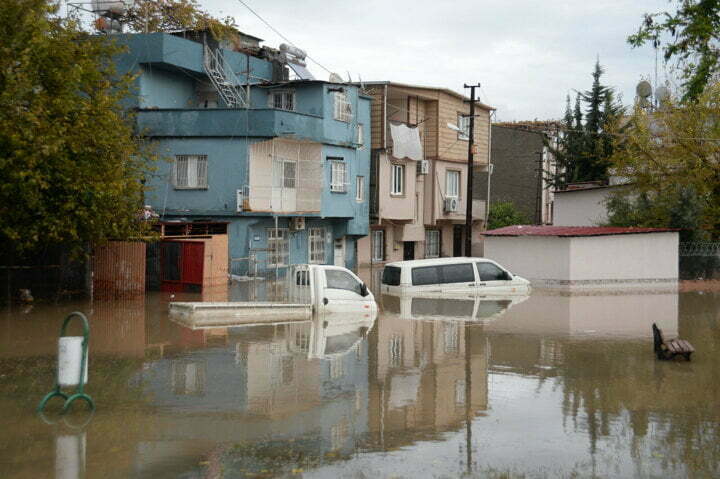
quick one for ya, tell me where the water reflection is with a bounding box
[0,289,719,477]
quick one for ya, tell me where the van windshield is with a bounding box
[382,266,401,286]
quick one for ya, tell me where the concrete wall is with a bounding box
[553,188,613,226]
[484,232,679,287]
[484,236,571,281]
[569,233,678,281]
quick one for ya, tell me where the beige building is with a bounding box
[356,82,493,267]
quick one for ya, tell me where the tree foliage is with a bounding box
[120,0,239,40]
[607,82,720,239]
[487,201,530,230]
[0,0,157,256]
[628,0,720,101]
[547,61,624,189]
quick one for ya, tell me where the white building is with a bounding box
[483,225,678,291]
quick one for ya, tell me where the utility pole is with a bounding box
[535,151,543,224]
[464,83,481,257]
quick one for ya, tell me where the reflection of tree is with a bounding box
[557,292,720,475]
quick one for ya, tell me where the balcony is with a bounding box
[136,108,324,139]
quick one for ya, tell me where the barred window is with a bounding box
[174,155,208,189]
[334,91,353,122]
[425,230,440,258]
[309,227,325,264]
[270,90,295,111]
[330,159,347,192]
[267,228,289,266]
[272,158,296,189]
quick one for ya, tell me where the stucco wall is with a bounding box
[569,233,678,281]
[553,188,613,226]
[378,152,417,221]
[484,236,571,281]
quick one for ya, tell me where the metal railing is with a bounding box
[203,44,247,108]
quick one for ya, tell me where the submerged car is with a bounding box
[380,257,530,295]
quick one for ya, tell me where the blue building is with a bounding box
[116,31,371,273]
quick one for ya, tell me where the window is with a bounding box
[446,170,460,199]
[269,90,295,111]
[334,90,353,122]
[325,269,363,295]
[329,159,347,192]
[356,176,365,202]
[391,164,405,196]
[309,228,325,264]
[372,230,384,262]
[389,334,403,368]
[457,113,470,140]
[267,228,289,266]
[425,230,440,258]
[356,123,364,148]
[381,266,401,286]
[411,263,475,286]
[477,262,509,281]
[174,155,208,189]
[273,158,296,189]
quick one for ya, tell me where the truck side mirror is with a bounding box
[503,271,513,281]
[360,283,369,297]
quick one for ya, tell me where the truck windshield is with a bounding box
[382,266,401,286]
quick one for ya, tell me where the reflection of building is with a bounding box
[135,316,372,476]
[367,313,489,448]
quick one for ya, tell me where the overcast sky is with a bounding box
[201,0,668,121]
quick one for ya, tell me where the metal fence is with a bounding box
[229,253,292,302]
[679,242,720,280]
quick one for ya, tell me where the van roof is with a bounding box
[384,257,492,268]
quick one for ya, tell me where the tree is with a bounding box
[120,0,238,40]
[546,61,624,188]
[607,81,720,239]
[487,201,530,230]
[628,0,720,101]
[0,0,157,256]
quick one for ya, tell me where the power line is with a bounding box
[234,0,333,76]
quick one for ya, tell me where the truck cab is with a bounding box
[289,265,377,315]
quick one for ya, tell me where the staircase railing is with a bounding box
[203,44,248,108]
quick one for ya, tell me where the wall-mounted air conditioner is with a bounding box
[290,217,306,231]
[417,159,429,175]
[444,197,459,213]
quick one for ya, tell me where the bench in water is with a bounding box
[652,323,694,361]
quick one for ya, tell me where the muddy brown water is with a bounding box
[1,287,719,478]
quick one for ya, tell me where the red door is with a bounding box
[160,241,205,292]
[182,242,204,285]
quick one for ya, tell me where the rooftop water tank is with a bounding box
[91,0,133,16]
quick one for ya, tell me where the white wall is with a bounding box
[569,232,678,281]
[484,236,571,282]
[553,188,613,226]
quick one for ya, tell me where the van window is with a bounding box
[382,266,401,286]
[412,263,475,286]
[477,262,508,281]
[325,269,362,295]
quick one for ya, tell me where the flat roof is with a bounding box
[483,225,677,237]
[360,81,495,111]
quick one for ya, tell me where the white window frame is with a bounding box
[329,159,347,193]
[372,229,384,262]
[269,89,295,111]
[355,176,365,202]
[334,90,353,122]
[390,163,405,196]
[457,113,470,141]
[356,123,364,148]
[425,230,440,258]
[272,157,297,190]
[267,228,289,267]
[174,155,208,189]
[309,227,325,264]
[446,170,460,199]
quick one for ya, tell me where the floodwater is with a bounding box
[1,285,719,478]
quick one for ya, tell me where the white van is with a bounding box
[380,257,530,295]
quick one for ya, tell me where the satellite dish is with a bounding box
[329,73,344,83]
[655,86,671,103]
[636,80,652,99]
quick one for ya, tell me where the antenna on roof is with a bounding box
[346,71,353,83]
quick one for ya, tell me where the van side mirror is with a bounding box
[360,282,369,297]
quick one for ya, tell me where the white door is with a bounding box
[272,158,297,212]
[334,238,345,267]
[321,267,371,314]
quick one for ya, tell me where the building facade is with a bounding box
[356,82,492,267]
[116,32,371,274]
[473,123,558,226]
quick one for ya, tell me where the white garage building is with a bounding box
[483,225,678,290]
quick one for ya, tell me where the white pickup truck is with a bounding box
[169,264,377,325]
